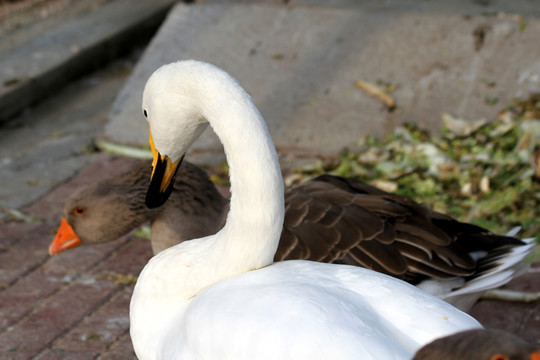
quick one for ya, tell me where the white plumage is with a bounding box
[130,60,481,360]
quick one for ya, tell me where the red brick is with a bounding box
[0,223,53,289]
[34,348,98,360]
[0,270,62,331]
[0,222,42,251]
[93,235,152,276]
[504,264,540,292]
[0,280,119,358]
[0,235,133,331]
[2,345,34,360]
[53,287,132,351]
[98,332,138,360]
[519,303,540,345]
[471,301,529,333]
[43,236,131,276]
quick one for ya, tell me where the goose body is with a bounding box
[130,60,481,360]
[52,160,534,312]
[412,328,540,360]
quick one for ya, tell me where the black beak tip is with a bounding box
[145,165,176,209]
[145,191,168,209]
[145,154,183,209]
[145,181,174,209]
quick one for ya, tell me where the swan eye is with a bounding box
[143,109,148,118]
[74,207,85,216]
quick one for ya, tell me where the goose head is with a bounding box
[49,166,157,255]
[143,62,213,209]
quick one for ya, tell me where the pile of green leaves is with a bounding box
[286,95,540,239]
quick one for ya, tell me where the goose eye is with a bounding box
[143,109,148,118]
[74,207,85,216]
[490,354,508,360]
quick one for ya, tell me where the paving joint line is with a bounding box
[93,314,132,360]
[30,285,130,360]
[0,235,134,336]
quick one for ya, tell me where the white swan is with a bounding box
[130,60,482,360]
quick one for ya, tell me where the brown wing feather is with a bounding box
[372,222,398,245]
[395,221,452,247]
[354,239,409,275]
[283,193,310,228]
[276,174,522,284]
[286,222,342,261]
[395,242,474,277]
[276,227,307,261]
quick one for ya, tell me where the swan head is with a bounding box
[142,61,211,209]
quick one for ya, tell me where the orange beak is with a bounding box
[49,217,81,255]
[531,350,540,360]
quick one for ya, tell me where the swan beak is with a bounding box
[146,129,183,209]
[49,217,81,255]
[531,351,540,360]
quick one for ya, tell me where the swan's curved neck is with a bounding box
[202,81,284,271]
[131,63,285,360]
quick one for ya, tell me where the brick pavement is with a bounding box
[0,154,538,359]
[0,155,145,360]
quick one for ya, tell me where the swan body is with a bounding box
[130,60,481,360]
[137,261,480,360]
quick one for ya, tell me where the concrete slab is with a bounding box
[0,59,133,211]
[0,0,175,122]
[103,1,540,166]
